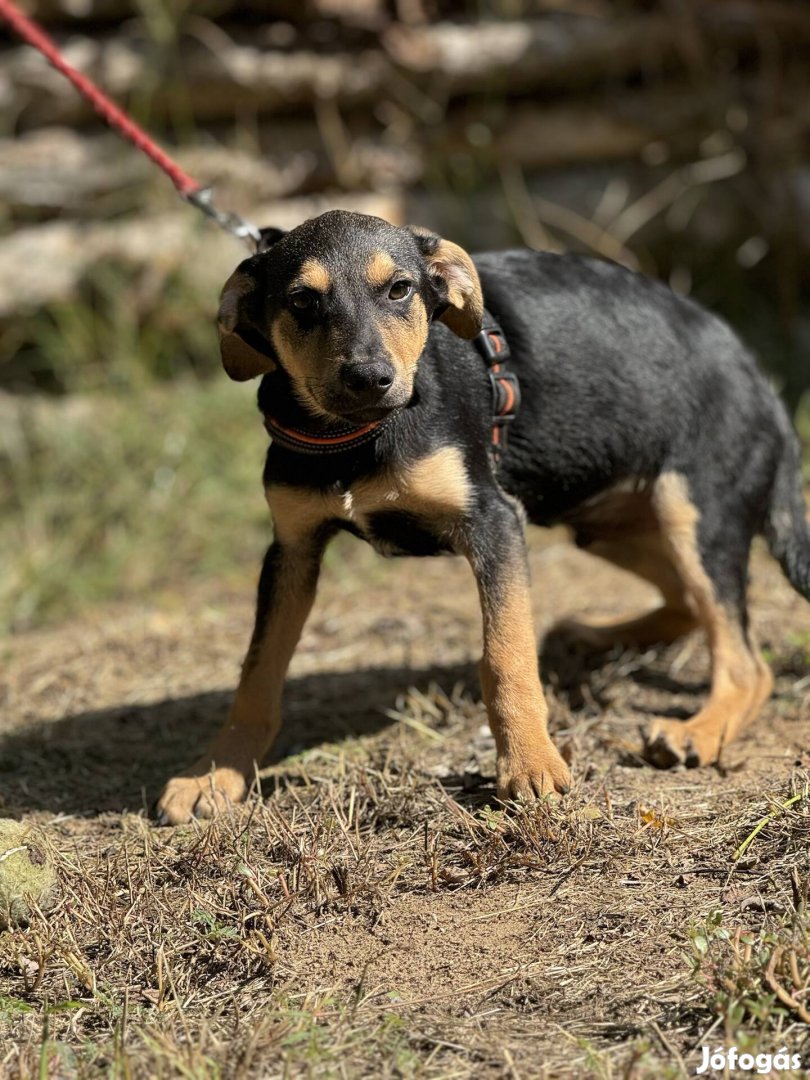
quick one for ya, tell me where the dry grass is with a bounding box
[1,525,809,1077]
[3,762,809,1078]
[2,761,810,1077]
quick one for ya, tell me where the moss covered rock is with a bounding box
[0,819,58,929]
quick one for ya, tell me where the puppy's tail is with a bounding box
[766,425,810,601]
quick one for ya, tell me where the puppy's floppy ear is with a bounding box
[409,226,483,340]
[257,226,286,252]
[217,267,277,381]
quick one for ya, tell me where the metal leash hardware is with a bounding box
[0,0,261,252]
[184,187,261,249]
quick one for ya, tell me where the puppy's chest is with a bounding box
[267,446,471,557]
[340,494,452,558]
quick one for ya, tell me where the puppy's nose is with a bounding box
[340,360,395,397]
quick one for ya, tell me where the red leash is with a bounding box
[0,0,260,249]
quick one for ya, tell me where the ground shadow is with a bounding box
[542,632,703,698]
[2,635,711,817]
[0,659,478,817]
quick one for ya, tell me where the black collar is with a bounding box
[262,412,394,455]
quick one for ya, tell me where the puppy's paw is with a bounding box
[496,743,572,801]
[644,719,716,769]
[154,767,248,825]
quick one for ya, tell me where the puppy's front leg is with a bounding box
[466,500,571,800]
[156,536,323,824]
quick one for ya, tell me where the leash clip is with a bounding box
[185,186,261,252]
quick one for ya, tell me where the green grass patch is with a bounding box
[0,378,269,633]
[1,260,219,396]
[689,910,810,1052]
[0,376,381,634]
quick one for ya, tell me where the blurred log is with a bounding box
[439,80,809,167]
[440,95,688,171]
[0,192,403,320]
[4,8,809,131]
[3,80,807,224]
[13,0,127,19]
[18,0,386,28]
[0,125,420,219]
[0,94,696,223]
[386,6,810,96]
[0,31,390,129]
[0,128,306,215]
[384,14,675,92]
[19,0,810,34]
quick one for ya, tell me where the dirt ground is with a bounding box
[1,528,809,1078]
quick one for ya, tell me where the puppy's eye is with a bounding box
[388,280,412,301]
[290,289,317,312]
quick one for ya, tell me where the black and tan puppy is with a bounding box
[156,210,810,824]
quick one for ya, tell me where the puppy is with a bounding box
[155,210,809,824]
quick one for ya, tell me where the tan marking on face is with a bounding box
[270,310,332,416]
[295,258,331,293]
[646,471,773,763]
[270,310,304,366]
[365,251,396,289]
[376,296,429,385]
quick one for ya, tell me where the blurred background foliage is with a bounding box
[0,0,808,632]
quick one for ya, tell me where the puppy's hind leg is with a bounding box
[550,532,699,651]
[645,473,773,768]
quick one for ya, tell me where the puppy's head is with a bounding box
[217,210,483,422]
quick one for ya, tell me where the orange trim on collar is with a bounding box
[262,412,390,454]
[265,416,382,446]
